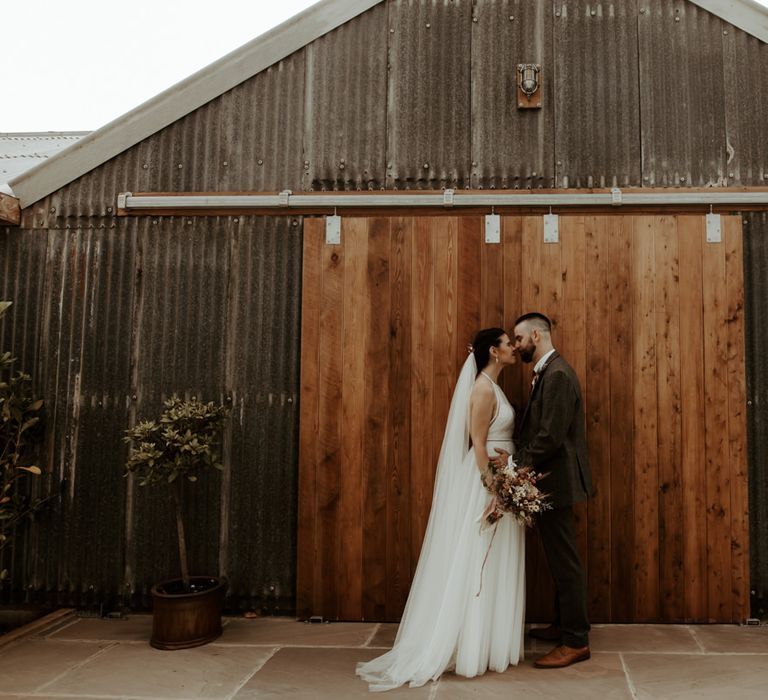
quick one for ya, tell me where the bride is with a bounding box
[357,328,525,691]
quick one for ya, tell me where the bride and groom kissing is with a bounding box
[357,312,595,691]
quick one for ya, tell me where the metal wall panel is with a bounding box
[744,212,768,619]
[386,0,473,189]
[638,0,727,186]
[29,51,308,227]
[0,216,302,612]
[723,27,768,186]
[306,3,389,190]
[555,1,641,188]
[470,0,555,189]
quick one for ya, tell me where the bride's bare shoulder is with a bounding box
[470,377,494,401]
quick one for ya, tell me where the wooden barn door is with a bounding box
[297,214,749,623]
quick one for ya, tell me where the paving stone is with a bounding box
[0,639,108,694]
[623,653,768,699]
[367,623,398,647]
[690,624,768,653]
[45,614,153,642]
[42,643,273,699]
[436,653,631,699]
[588,624,699,653]
[233,647,433,699]
[216,617,377,646]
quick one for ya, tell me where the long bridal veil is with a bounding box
[357,353,524,691]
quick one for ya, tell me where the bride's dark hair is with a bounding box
[471,327,506,374]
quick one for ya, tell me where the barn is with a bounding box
[1,0,767,624]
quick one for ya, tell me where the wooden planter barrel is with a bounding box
[150,576,225,650]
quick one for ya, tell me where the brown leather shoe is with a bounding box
[533,644,591,668]
[528,624,562,642]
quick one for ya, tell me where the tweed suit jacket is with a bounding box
[515,352,594,509]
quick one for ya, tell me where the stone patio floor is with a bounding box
[0,614,767,699]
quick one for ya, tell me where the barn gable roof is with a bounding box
[7,0,768,208]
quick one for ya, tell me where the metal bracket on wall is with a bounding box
[443,188,455,207]
[544,214,559,243]
[485,213,500,243]
[706,212,722,243]
[326,214,341,245]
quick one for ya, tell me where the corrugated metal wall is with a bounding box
[1,218,302,612]
[2,0,767,613]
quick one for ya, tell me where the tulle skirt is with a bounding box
[356,441,525,691]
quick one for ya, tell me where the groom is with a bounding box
[495,312,594,669]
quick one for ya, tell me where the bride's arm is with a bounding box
[469,381,496,477]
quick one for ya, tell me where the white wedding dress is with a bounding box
[357,355,525,691]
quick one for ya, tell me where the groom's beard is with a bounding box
[519,346,535,363]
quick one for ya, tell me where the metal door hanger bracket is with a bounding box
[706,212,721,243]
[325,214,341,245]
[544,213,559,243]
[485,213,500,243]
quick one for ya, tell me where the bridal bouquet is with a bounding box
[478,460,551,530]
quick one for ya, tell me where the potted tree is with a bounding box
[124,395,229,650]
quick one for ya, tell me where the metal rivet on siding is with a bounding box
[132,395,137,400]
[142,163,148,169]
[556,11,561,17]
[472,16,478,23]
[292,220,299,226]
[640,7,645,13]
[425,22,430,28]
[390,28,395,33]
[675,16,680,22]
[177,163,183,169]
[723,30,728,35]
[233,218,239,223]
[680,177,686,183]
[50,207,56,213]
[223,161,228,166]
[423,163,430,169]
[591,10,596,16]
[730,172,735,178]
[187,220,192,225]
[258,159,263,165]
[509,15,514,21]
[107,206,113,213]
[152,220,158,225]
[339,163,345,169]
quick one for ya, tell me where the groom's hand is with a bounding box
[490,448,510,468]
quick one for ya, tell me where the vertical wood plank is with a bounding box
[702,219,732,623]
[297,218,323,618]
[655,216,684,621]
[560,216,590,598]
[386,217,413,619]
[481,217,505,329]
[338,218,367,620]
[501,216,523,409]
[520,215,554,622]
[584,216,611,621]
[432,218,459,472]
[316,225,345,619]
[678,215,707,622]
[363,218,391,621]
[724,215,749,623]
[410,217,435,575]
[608,216,635,621]
[632,215,659,621]
[457,217,482,375]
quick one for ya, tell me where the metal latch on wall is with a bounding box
[325,214,341,245]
